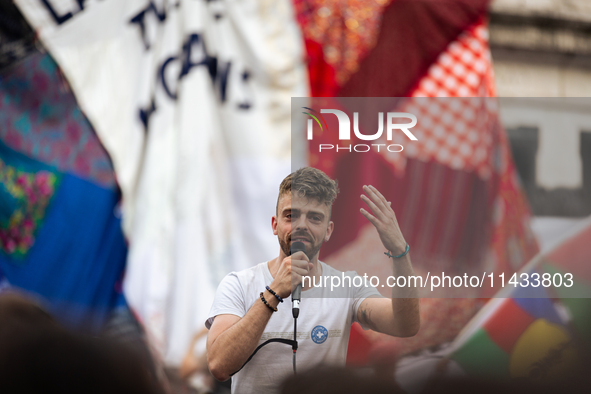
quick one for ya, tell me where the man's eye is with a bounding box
[312,216,321,222]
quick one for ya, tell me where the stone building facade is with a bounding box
[490,0,591,219]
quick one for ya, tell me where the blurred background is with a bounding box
[0,0,589,393]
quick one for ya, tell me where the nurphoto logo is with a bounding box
[303,107,418,153]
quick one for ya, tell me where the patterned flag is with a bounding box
[0,50,128,333]
[450,296,578,381]
[446,218,591,382]
[542,222,591,348]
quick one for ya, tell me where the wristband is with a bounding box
[384,243,410,259]
[265,286,284,303]
[260,292,278,312]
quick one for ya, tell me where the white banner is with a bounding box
[15,0,307,364]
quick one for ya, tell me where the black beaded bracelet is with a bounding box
[265,286,284,303]
[260,292,278,312]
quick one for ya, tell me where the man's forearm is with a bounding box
[358,185,420,337]
[207,290,279,381]
[390,254,420,336]
[357,253,421,337]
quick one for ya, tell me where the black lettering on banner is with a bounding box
[40,0,89,25]
[206,0,223,19]
[236,70,252,110]
[139,96,157,132]
[75,0,88,11]
[180,34,217,82]
[180,33,231,102]
[129,1,167,50]
[217,61,231,103]
[147,31,254,131]
[159,56,180,100]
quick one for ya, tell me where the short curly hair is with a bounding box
[277,167,339,214]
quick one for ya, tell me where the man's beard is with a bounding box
[279,233,323,261]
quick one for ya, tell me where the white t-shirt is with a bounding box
[206,261,382,394]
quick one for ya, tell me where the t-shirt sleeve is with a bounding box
[350,272,383,330]
[205,273,247,329]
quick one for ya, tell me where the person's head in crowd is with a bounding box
[279,366,402,394]
[0,291,162,394]
[279,361,591,394]
[0,291,56,335]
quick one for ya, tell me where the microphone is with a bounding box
[290,241,306,319]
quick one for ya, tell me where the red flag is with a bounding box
[295,0,538,359]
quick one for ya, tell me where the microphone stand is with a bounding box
[290,242,305,374]
[292,285,301,374]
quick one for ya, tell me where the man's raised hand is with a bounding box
[360,185,406,256]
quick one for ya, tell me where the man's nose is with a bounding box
[293,215,308,231]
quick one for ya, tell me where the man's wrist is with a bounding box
[270,280,290,299]
[263,289,281,308]
[260,291,278,312]
[391,241,407,255]
[385,242,410,259]
[265,285,284,303]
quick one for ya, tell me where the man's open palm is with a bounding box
[360,185,406,255]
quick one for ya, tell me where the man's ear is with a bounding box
[272,215,278,235]
[324,221,334,242]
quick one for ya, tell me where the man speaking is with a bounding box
[205,167,420,393]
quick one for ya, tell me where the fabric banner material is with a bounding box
[14,0,307,364]
[0,51,127,333]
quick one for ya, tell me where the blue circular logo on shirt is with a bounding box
[311,325,328,344]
